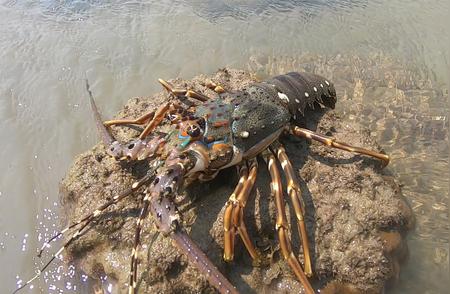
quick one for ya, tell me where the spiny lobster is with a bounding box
[15,72,389,294]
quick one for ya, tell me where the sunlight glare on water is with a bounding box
[0,0,448,293]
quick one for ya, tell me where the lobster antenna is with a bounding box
[85,79,114,146]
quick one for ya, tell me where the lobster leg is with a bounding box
[274,144,312,277]
[137,100,195,140]
[138,102,170,139]
[264,150,315,294]
[292,126,390,166]
[223,160,264,265]
[103,110,155,127]
[223,165,247,261]
[232,160,265,265]
[158,78,210,102]
[128,189,151,294]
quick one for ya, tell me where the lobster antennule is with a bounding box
[265,72,337,117]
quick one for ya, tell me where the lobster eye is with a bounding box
[164,186,173,194]
[187,125,201,138]
[107,141,124,160]
[168,113,178,122]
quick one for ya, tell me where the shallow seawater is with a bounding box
[0,0,448,293]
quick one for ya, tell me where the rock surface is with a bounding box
[60,65,413,293]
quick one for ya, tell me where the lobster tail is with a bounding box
[264,72,336,117]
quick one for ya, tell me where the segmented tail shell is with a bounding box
[264,72,337,117]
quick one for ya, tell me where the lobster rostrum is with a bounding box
[15,72,389,294]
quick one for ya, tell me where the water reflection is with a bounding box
[3,0,370,21]
[187,0,368,21]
